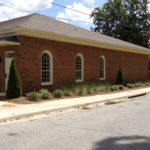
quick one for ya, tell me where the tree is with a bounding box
[91,0,150,48]
[6,59,22,99]
[116,68,124,85]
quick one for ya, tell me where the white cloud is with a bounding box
[56,2,93,24]
[56,12,68,23]
[83,0,96,5]
[0,0,53,21]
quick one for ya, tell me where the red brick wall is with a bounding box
[0,50,4,92]
[148,71,150,79]
[0,35,148,93]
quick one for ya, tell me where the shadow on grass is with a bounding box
[93,136,150,150]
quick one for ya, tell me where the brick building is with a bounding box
[0,14,150,93]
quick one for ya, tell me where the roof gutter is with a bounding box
[0,30,20,46]
[0,41,20,46]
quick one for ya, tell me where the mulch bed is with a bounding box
[0,86,148,105]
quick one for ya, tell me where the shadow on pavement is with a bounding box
[93,136,150,150]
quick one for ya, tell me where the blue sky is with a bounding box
[0,0,107,30]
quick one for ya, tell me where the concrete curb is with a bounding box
[0,99,109,123]
[0,90,149,123]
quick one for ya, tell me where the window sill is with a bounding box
[41,82,53,86]
[76,80,84,83]
[100,78,106,81]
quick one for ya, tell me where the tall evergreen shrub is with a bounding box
[6,59,22,99]
[116,68,124,85]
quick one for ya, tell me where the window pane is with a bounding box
[76,71,82,80]
[42,53,51,83]
[100,57,105,79]
[76,56,82,80]
[42,53,50,70]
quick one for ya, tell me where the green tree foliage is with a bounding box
[6,59,22,99]
[116,68,124,85]
[91,0,150,48]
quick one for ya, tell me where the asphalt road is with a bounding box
[0,95,150,150]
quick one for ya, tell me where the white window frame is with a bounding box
[75,53,84,82]
[99,56,106,80]
[41,50,53,85]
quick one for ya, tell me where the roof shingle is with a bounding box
[0,13,149,53]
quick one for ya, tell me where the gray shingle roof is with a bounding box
[0,13,149,53]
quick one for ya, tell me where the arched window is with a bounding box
[76,54,84,82]
[41,51,53,85]
[99,56,106,80]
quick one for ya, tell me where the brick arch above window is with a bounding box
[41,50,53,85]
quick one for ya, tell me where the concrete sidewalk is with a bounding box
[0,87,150,123]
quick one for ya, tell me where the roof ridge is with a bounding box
[17,13,37,27]
[0,13,35,28]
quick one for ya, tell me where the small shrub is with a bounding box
[144,82,150,86]
[126,83,135,88]
[134,83,141,87]
[66,90,74,96]
[6,59,22,99]
[118,85,124,90]
[109,85,120,91]
[95,86,101,93]
[142,80,150,86]
[123,81,128,86]
[109,86,114,91]
[52,89,64,98]
[26,92,42,101]
[116,68,124,85]
[98,86,107,92]
[87,87,95,94]
[106,86,111,92]
[79,87,88,96]
[63,88,74,96]
[39,89,52,99]
[74,87,81,95]
[93,87,98,93]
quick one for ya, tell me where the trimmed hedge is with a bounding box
[39,89,52,99]
[26,80,150,101]
[26,92,42,101]
[126,83,135,88]
[116,68,124,85]
[52,89,64,98]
